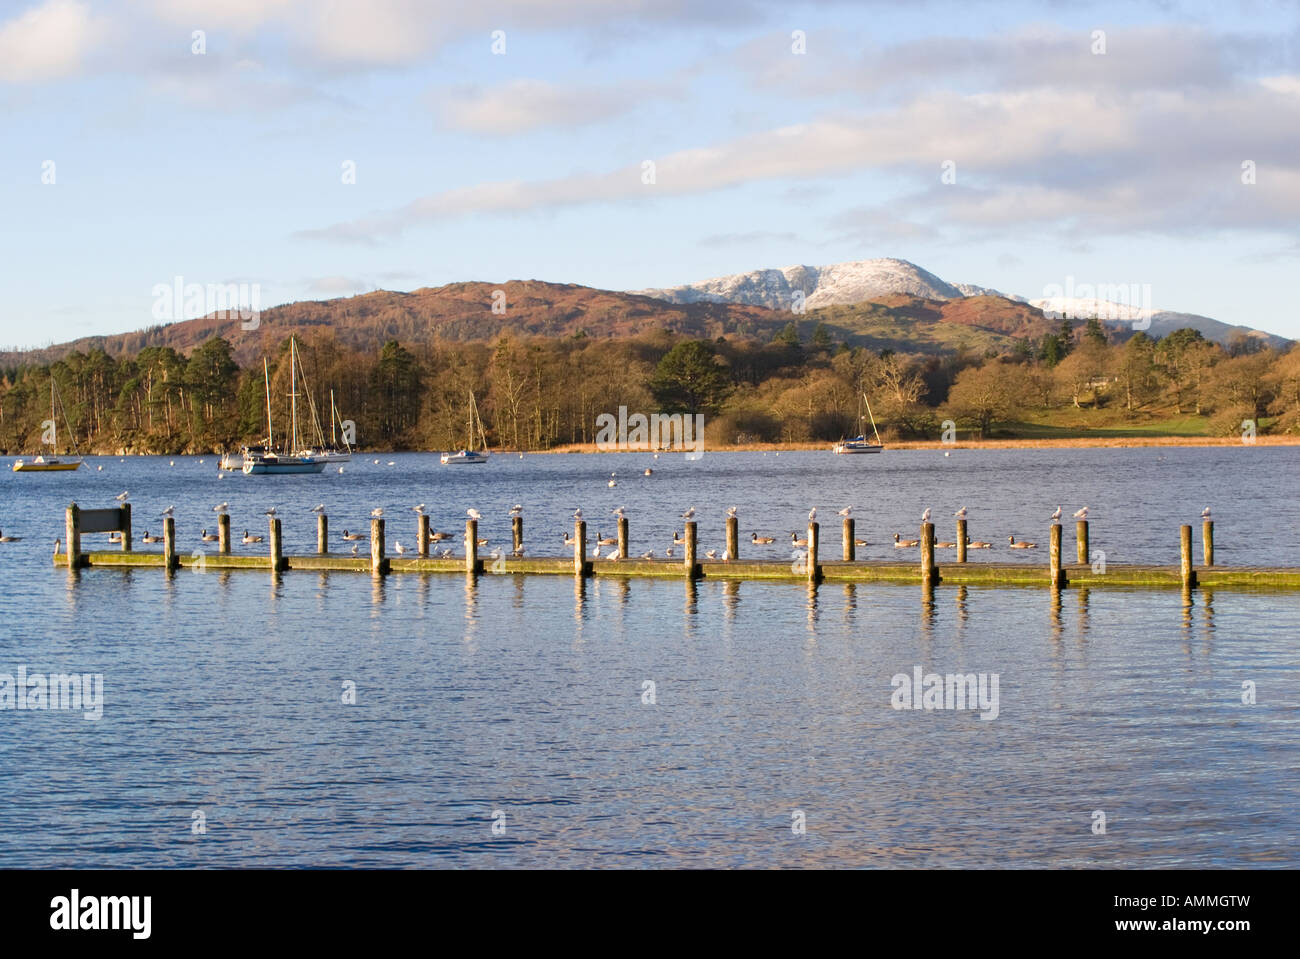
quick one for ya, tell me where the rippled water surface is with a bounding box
[0,448,1296,867]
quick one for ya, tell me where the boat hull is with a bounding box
[13,458,82,472]
[243,455,326,474]
[833,444,883,454]
[441,451,488,465]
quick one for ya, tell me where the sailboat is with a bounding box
[832,391,885,454]
[441,391,490,465]
[242,343,327,475]
[13,378,83,472]
[299,387,352,464]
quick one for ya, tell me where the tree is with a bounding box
[946,363,1022,436]
[649,340,734,414]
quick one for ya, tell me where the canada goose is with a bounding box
[107,532,123,544]
[854,537,868,547]
[1073,506,1089,520]
[475,537,489,547]
[673,531,686,545]
[597,533,617,546]
[429,530,453,541]
[212,502,228,513]
[200,529,218,542]
[965,539,993,549]
[467,508,481,520]
[608,474,617,487]
[241,530,263,544]
[341,529,367,541]
[0,530,22,543]
[1050,507,1062,522]
[643,468,653,476]
[751,532,775,545]
[681,507,696,521]
[1008,535,1037,549]
[894,533,919,548]
[141,530,162,544]
[791,532,808,548]
[935,541,958,549]
[563,532,575,546]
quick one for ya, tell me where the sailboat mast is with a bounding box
[263,357,273,449]
[330,390,337,445]
[290,340,300,451]
[863,392,882,445]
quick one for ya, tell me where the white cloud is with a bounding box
[0,0,96,83]
[440,79,636,134]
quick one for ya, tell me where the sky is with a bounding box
[2,0,1299,349]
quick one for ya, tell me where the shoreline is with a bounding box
[539,435,1300,453]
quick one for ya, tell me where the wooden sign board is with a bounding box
[80,508,126,534]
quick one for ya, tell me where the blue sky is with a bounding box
[3,0,1299,348]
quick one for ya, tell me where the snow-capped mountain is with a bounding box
[631,257,1288,347]
[633,258,990,310]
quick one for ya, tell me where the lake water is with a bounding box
[0,447,1296,867]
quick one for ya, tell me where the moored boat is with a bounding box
[833,391,885,454]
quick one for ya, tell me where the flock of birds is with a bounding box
[35,488,1217,562]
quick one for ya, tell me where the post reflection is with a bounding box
[920,583,936,635]
[954,585,968,628]
[1076,586,1091,635]
[722,579,740,624]
[683,578,698,638]
[573,575,588,632]
[805,581,819,637]
[842,582,857,622]
[368,572,384,609]
[463,573,479,642]
[1201,587,1216,637]
[1049,588,1063,642]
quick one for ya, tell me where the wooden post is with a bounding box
[573,519,587,577]
[726,515,739,562]
[956,518,967,564]
[842,517,854,562]
[269,517,285,572]
[163,516,177,571]
[807,521,821,582]
[416,513,429,557]
[1049,523,1064,589]
[318,513,329,555]
[683,521,700,579]
[120,503,131,552]
[618,515,629,560]
[1202,519,1214,567]
[1181,524,1196,589]
[217,513,230,554]
[465,518,478,575]
[1076,519,1089,565]
[920,521,936,589]
[65,503,80,570]
[512,515,523,554]
[371,517,387,575]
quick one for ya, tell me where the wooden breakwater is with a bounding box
[51,503,1300,591]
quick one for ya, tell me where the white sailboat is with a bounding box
[441,392,490,465]
[243,343,326,474]
[13,378,83,472]
[833,391,885,454]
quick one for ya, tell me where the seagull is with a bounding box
[726,506,738,518]
[264,507,278,517]
[370,508,384,518]
[1073,506,1089,520]
[115,491,129,502]
[1051,506,1062,522]
[954,506,968,520]
[705,549,718,559]
[837,506,853,518]
[591,542,601,558]
[808,507,817,522]
[411,504,425,515]
[509,505,523,517]
[664,547,675,558]
[681,507,696,521]
[439,548,453,558]
[573,508,584,521]
[311,504,325,514]
[511,546,526,557]
[611,506,627,518]
[394,541,407,555]
[920,508,931,523]
[212,502,228,513]
[160,505,175,518]
[350,543,359,556]
[1201,506,1212,519]
[467,508,482,520]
